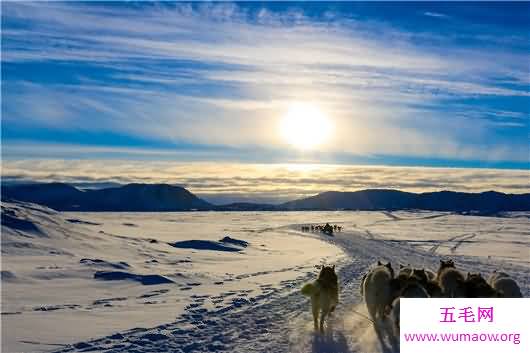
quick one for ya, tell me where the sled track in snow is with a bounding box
[428,232,475,255]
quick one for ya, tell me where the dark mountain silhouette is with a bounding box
[0,183,85,210]
[2,183,212,211]
[2,183,529,213]
[281,189,530,213]
[83,184,212,211]
[282,189,416,210]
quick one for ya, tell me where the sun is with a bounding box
[279,102,332,150]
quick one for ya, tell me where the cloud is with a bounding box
[2,159,528,204]
[1,2,528,164]
[424,12,449,19]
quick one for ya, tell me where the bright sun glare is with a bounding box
[279,102,332,150]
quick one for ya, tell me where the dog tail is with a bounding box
[301,282,315,296]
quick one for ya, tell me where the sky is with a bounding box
[1,1,529,203]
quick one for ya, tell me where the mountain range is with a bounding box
[2,182,529,213]
[1,183,211,211]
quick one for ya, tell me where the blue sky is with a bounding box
[1,2,529,201]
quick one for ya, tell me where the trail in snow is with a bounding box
[428,232,476,255]
[449,233,477,253]
[54,223,529,353]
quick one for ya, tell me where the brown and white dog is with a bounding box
[301,265,339,332]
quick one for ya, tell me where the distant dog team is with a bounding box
[301,223,342,234]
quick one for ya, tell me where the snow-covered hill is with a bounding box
[1,202,528,353]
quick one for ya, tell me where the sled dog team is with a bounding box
[302,259,522,333]
[301,224,342,233]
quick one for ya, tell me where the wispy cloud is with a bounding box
[2,2,528,165]
[424,12,450,19]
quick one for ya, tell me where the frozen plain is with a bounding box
[1,201,528,352]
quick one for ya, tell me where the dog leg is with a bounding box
[378,302,387,320]
[320,308,328,333]
[312,298,320,330]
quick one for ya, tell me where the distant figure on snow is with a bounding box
[322,223,333,235]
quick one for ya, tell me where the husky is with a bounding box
[390,297,400,339]
[394,268,411,298]
[425,269,436,281]
[410,268,428,285]
[465,273,498,298]
[425,280,443,297]
[487,270,510,286]
[401,281,430,298]
[392,272,430,298]
[398,264,412,277]
[488,273,522,298]
[411,268,441,296]
[436,260,465,297]
[390,277,430,341]
[301,265,339,331]
[391,267,434,297]
[363,261,394,322]
[436,259,455,281]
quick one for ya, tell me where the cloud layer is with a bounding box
[3,160,528,204]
